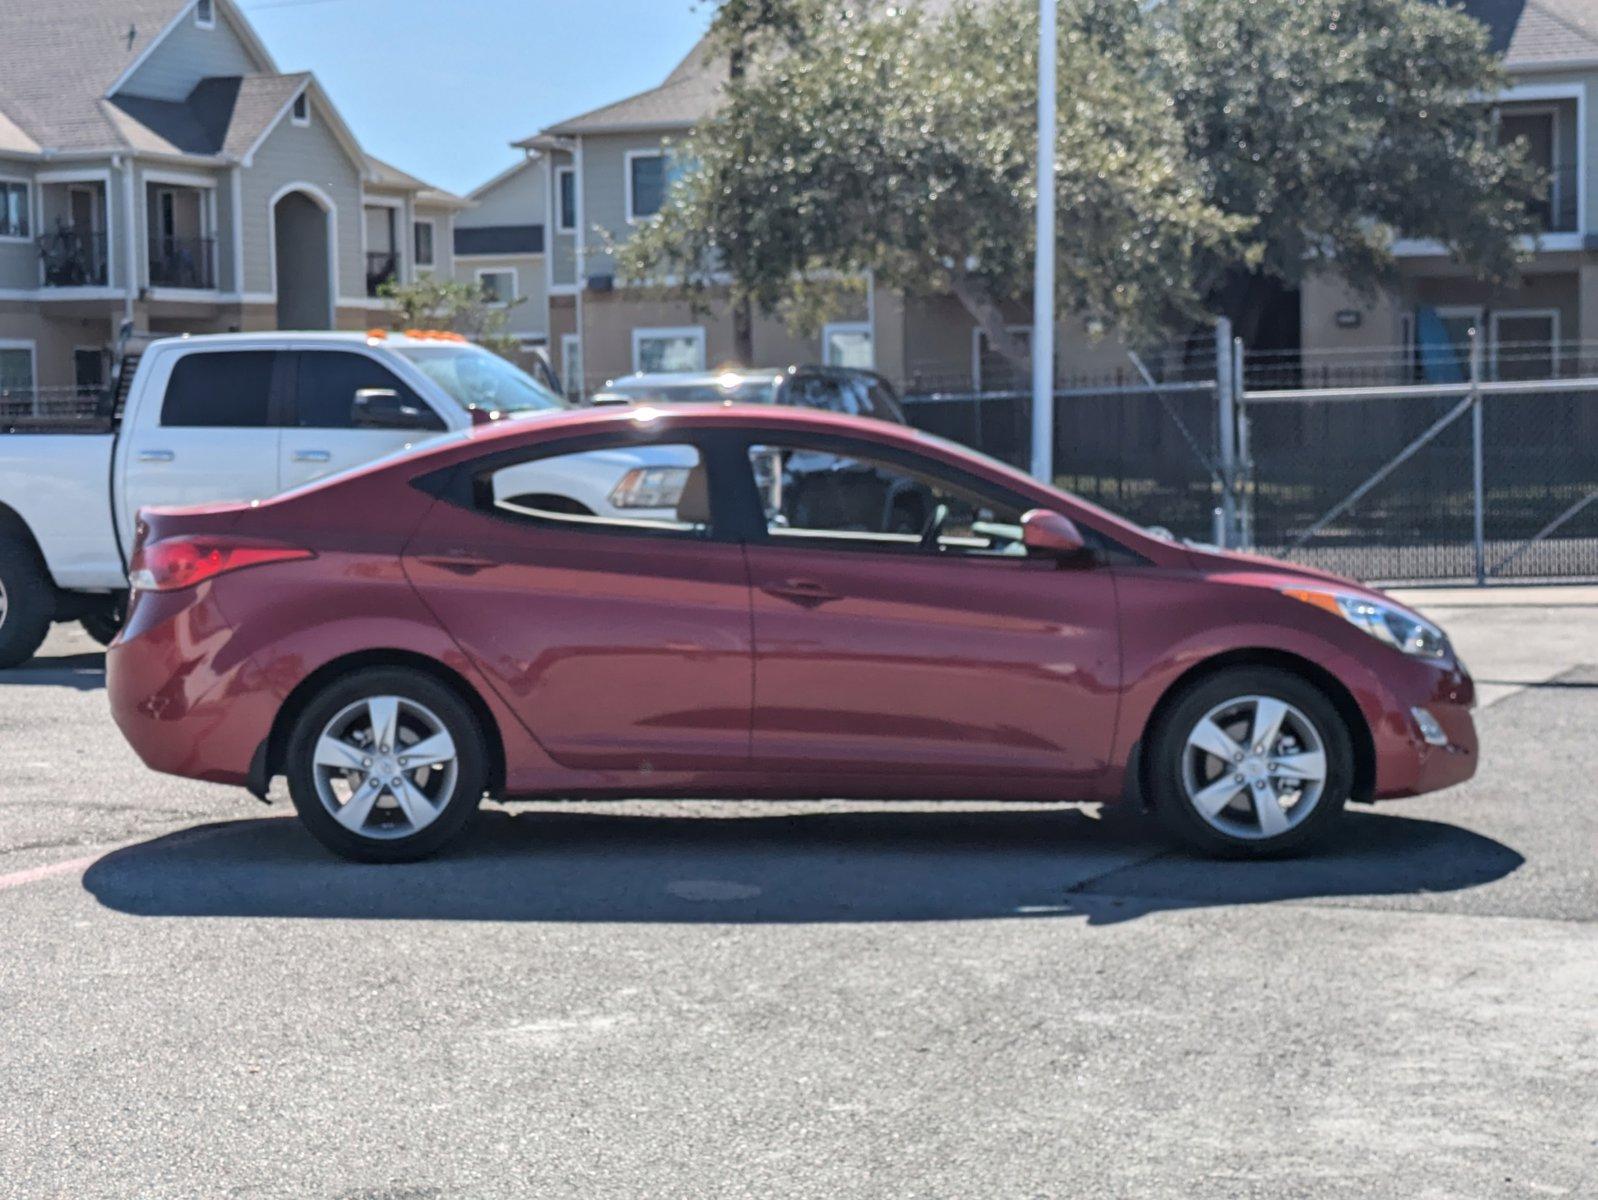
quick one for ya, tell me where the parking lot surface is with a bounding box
[1,588,1595,1198]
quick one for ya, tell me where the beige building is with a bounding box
[1301,1,1598,379]
[0,0,466,403]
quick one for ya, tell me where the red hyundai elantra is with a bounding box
[108,404,1477,862]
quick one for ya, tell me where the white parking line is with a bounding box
[0,852,104,893]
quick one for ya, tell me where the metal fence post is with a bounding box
[1215,318,1236,548]
[1470,328,1486,585]
[1233,335,1252,551]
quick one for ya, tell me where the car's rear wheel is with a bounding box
[285,668,487,862]
[1147,666,1353,858]
[0,537,53,670]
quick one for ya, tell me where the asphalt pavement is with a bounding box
[0,588,1594,1198]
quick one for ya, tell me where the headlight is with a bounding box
[609,466,690,509]
[1283,588,1451,660]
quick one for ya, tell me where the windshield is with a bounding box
[605,378,780,405]
[396,345,569,415]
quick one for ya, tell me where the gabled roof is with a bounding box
[366,153,471,208]
[0,0,283,154]
[1453,0,1598,65]
[102,73,308,158]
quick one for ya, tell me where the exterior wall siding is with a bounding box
[238,96,364,300]
[461,160,544,229]
[413,203,454,281]
[453,252,545,337]
[120,7,261,101]
[0,159,37,291]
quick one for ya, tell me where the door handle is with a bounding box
[292,449,332,463]
[761,578,842,607]
[416,550,496,576]
[137,449,174,463]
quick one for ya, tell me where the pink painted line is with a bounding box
[0,852,104,893]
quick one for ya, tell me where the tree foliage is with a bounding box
[376,276,525,358]
[623,0,1541,367]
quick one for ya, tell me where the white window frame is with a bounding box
[1489,307,1561,376]
[632,325,705,373]
[36,168,115,291]
[625,149,668,225]
[413,218,436,268]
[475,266,518,306]
[971,324,1031,392]
[291,91,310,127]
[556,166,577,233]
[560,332,582,395]
[822,321,874,369]
[0,339,38,395]
[0,174,32,243]
[195,0,215,29]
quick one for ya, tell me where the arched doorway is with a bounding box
[272,187,333,330]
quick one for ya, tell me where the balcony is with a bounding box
[1533,162,1579,233]
[148,235,216,289]
[366,249,398,297]
[37,226,108,287]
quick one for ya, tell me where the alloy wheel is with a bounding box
[1179,694,1328,841]
[310,695,459,840]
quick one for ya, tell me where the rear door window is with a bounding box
[293,350,442,429]
[480,441,712,536]
[160,351,278,427]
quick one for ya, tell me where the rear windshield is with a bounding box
[396,345,568,415]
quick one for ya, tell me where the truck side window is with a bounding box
[295,351,442,430]
[160,351,276,427]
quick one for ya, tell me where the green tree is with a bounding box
[623,0,1540,371]
[622,0,1245,374]
[376,276,524,358]
[1151,0,1541,343]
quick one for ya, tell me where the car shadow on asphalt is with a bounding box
[0,651,105,690]
[81,804,1523,926]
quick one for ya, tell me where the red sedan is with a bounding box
[107,404,1477,862]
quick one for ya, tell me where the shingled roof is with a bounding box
[1453,0,1598,65]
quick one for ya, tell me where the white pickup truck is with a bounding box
[0,331,690,667]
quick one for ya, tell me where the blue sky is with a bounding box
[237,0,712,196]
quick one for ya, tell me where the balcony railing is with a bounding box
[366,250,398,297]
[148,235,216,289]
[37,227,108,287]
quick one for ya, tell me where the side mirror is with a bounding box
[1021,508,1087,558]
[352,388,434,430]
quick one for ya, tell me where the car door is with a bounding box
[117,348,286,536]
[279,347,447,490]
[737,432,1121,788]
[404,430,753,773]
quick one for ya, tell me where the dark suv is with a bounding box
[594,365,930,534]
[591,365,908,424]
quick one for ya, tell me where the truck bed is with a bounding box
[0,433,123,589]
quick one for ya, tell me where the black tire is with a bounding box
[79,604,124,647]
[285,667,489,863]
[1146,666,1353,859]
[0,536,54,670]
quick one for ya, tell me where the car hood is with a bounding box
[1181,543,1400,606]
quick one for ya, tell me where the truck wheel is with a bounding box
[0,538,53,669]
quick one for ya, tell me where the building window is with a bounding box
[633,326,705,373]
[557,167,577,232]
[823,323,874,370]
[0,180,28,240]
[560,332,582,396]
[195,0,214,28]
[292,92,310,126]
[627,151,669,222]
[414,220,436,268]
[476,268,517,305]
[0,342,35,396]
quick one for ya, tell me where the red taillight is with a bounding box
[128,537,314,593]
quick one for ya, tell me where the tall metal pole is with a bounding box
[1470,326,1486,585]
[1029,0,1057,483]
[1215,317,1236,547]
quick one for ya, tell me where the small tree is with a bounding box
[376,276,524,358]
[621,0,1243,375]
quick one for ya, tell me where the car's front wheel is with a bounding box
[1147,666,1353,858]
[285,667,488,862]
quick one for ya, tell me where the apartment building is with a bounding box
[0,0,465,402]
[1303,0,1598,377]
